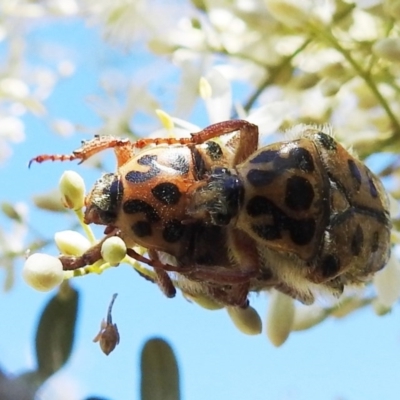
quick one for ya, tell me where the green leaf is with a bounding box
[140,338,180,400]
[35,281,79,379]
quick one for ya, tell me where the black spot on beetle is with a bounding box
[126,155,160,183]
[123,199,160,222]
[288,218,316,246]
[285,176,315,211]
[162,219,185,243]
[252,224,281,241]
[132,220,152,237]
[351,224,364,256]
[275,147,315,173]
[247,196,316,246]
[193,148,206,179]
[290,147,315,172]
[371,231,380,252]
[247,147,315,188]
[151,182,181,205]
[109,177,124,204]
[250,150,278,164]
[247,169,277,187]
[251,147,315,172]
[347,159,362,190]
[367,173,378,198]
[246,196,275,217]
[320,254,341,278]
[205,141,223,161]
[315,132,337,151]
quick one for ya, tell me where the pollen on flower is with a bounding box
[59,170,85,210]
[155,109,174,131]
[23,253,64,292]
[101,237,127,266]
[199,77,212,99]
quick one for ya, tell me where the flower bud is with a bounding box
[372,38,400,62]
[372,299,391,316]
[318,62,346,79]
[384,0,400,20]
[33,189,66,212]
[1,202,23,222]
[23,253,64,292]
[55,230,91,256]
[266,290,294,346]
[59,170,85,210]
[226,305,262,335]
[319,78,341,97]
[101,237,127,266]
[290,72,319,90]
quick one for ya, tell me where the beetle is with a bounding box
[30,120,391,305]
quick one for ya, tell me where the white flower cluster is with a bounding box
[4,0,399,344]
[0,2,78,162]
[72,0,400,156]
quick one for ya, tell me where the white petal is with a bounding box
[246,101,292,137]
[203,68,232,123]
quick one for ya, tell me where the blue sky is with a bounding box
[1,17,399,400]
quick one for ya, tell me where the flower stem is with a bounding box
[74,208,97,244]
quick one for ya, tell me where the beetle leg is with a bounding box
[60,236,108,270]
[127,248,257,285]
[29,136,133,168]
[133,120,259,162]
[191,120,259,167]
[148,249,176,298]
[207,284,250,308]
